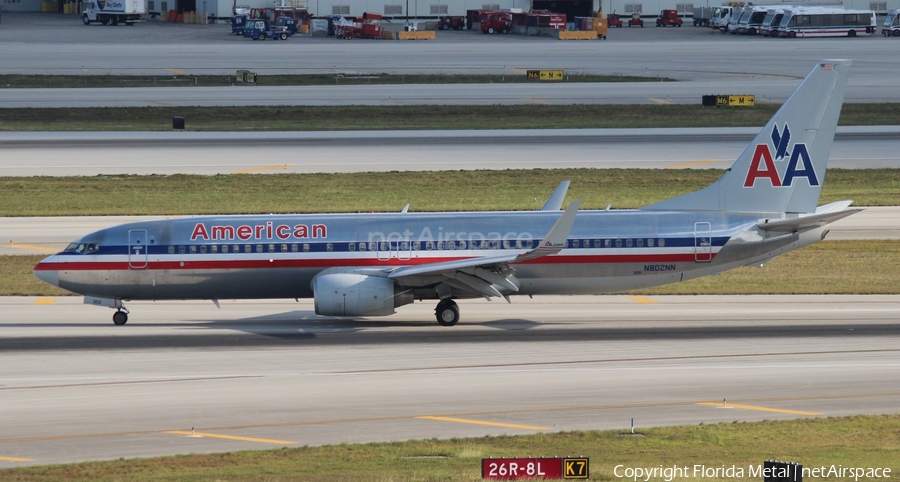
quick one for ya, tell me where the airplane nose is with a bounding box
[33,260,60,287]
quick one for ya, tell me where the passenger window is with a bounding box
[291,244,298,252]
[326,243,333,252]
[647,239,654,247]
[426,241,434,250]
[572,239,580,248]
[413,241,420,250]
[221,245,228,253]
[605,239,612,248]
[503,240,511,249]
[349,242,356,251]
[179,246,186,254]
[380,242,388,251]
[615,239,622,248]
[437,241,444,250]
[358,242,365,251]
[594,240,602,248]
[168,246,175,254]
[281,244,288,252]
[268,244,275,253]
[233,245,239,253]
[303,244,310,252]
[626,239,633,248]
[369,242,376,251]
[458,241,466,250]
[200,245,207,254]
[256,245,263,253]
[447,241,455,250]
[658,239,665,247]
[211,245,218,253]
[244,245,252,253]
[190,245,197,254]
[637,238,644,247]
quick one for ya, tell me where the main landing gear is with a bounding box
[112,310,129,325]
[435,299,459,326]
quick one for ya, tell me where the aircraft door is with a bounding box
[128,229,149,269]
[376,240,391,261]
[694,222,712,262]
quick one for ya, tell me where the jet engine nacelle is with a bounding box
[312,271,413,317]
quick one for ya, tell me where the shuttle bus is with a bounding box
[776,8,876,37]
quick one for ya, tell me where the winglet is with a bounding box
[518,199,581,261]
[401,204,410,214]
[541,181,570,211]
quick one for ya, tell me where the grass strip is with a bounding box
[2,414,898,481]
[0,103,898,131]
[0,73,673,89]
[0,169,897,217]
[8,241,900,296]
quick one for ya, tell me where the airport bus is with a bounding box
[759,8,787,37]
[776,8,876,37]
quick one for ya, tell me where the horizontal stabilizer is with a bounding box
[757,208,861,232]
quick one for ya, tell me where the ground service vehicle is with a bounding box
[480,11,511,34]
[608,13,623,27]
[82,0,145,25]
[692,7,712,26]
[734,6,767,34]
[33,61,858,327]
[883,10,900,36]
[242,19,291,40]
[759,8,785,37]
[231,14,248,34]
[437,15,466,30]
[274,16,298,35]
[710,6,734,32]
[777,8,875,37]
[628,12,643,26]
[656,9,682,26]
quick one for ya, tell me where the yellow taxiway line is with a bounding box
[522,98,552,105]
[231,164,293,174]
[505,67,528,74]
[166,68,189,75]
[416,416,550,431]
[0,456,34,462]
[647,97,674,105]
[628,296,658,304]
[34,298,55,305]
[6,243,59,253]
[666,160,723,169]
[164,430,296,445]
[696,402,823,416]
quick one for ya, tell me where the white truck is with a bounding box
[82,0,145,26]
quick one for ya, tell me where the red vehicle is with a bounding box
[656,9,683,27]
[437,15,466,30]
[480,11,511,34]
[628,12,643,27]
[608,13,623,27]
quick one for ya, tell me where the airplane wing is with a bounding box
[387,200,581,300]
[757,205,862,232]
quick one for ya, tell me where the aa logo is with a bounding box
[744,124,819,188]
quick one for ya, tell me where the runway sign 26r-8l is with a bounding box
[482,457,589,479]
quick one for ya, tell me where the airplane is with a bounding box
[34,60,859,327]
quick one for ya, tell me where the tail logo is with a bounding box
[743,124,819,188]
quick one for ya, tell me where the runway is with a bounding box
[1,295,899,466]
[1,127,898,176]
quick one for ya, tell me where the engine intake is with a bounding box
[313,271,413,317]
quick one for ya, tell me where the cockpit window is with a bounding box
[86,243,99,253]
[64,243,99,254]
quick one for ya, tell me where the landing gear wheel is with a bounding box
[112,311,128,325]
[435,300,459,327]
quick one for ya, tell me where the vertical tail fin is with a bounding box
[643,60,850,214]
